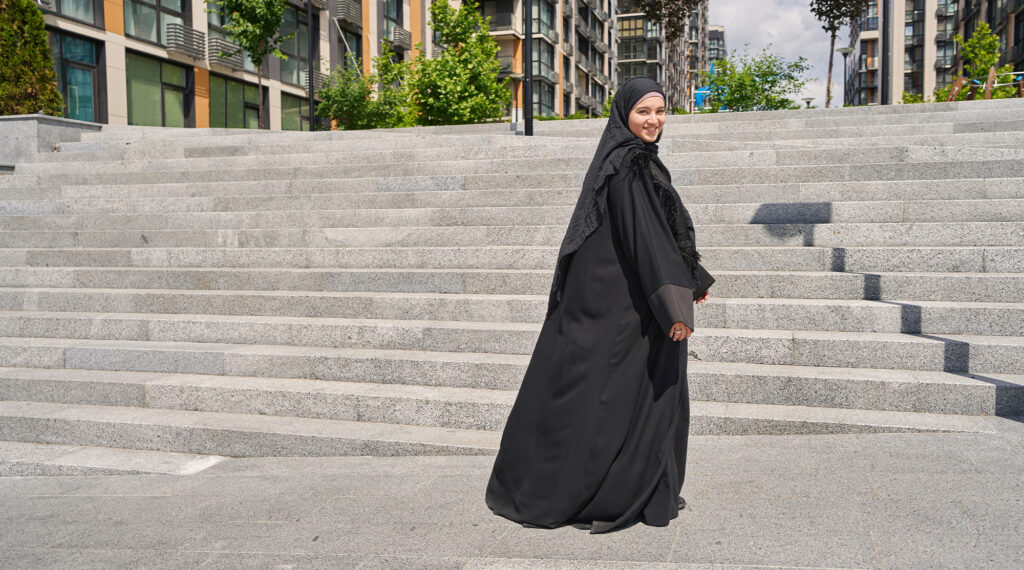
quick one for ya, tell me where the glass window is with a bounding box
[210,74,263,129]
[48,31,100,122]
[281,93,309,131]
[339,29,361,69]
[383,0,403,47]
[125,0,188,46]
[619,17,642,38]
[126,51,188,127]
[207,0,257,72]
[280,6,315,86]
[58,0,96,25]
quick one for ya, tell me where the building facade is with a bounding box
[614,0,708,112]
[708,24,725,63]
[845,0,1024,106]
[37,0,618,130]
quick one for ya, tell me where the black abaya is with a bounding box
[485,145,699,534]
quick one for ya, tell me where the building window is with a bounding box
[619,16,642,38]
[383,0,403,48]
[339,28,361,69]
[125,0,188,46]
[126,51,188,127]
[280,6,315,86]
[56,0,101,26]
[209,74,262,129]
[532,82,554,116]
[621,37,644,60]
[48,31,100,122]
[207,1,257,73]
[281,92,310,130]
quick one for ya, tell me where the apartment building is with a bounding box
[37,0,614,129]
[845,0,1023,105]
[614,0,708,112]
[708,24,726,64]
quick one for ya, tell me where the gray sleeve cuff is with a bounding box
[648,283,695,334]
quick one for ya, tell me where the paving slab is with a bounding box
[1,428,1023,568]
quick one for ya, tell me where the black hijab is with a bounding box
[546,78,691,318]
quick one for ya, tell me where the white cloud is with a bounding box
[708,0,853,108]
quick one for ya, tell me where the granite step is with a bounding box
[0,398,999,459]
[2,355,1022,418]
[47,178,1024,206]
[0,290,1021,336]
[0,245,1019,273]
[0,267,1020,303]
[3,158,1021,188]
[0,318,1021,373]
[0,440,225,476]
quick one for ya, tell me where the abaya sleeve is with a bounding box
[607,152,698,334]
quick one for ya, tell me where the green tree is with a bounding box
[809,0,866,108]
[934,22,1016,101]
[315,41,417,129]
[0,0,63,116]
[315,53,375,129]
[407,0,510,125]
[205,0,291,127]
[371,40,417,127]
[706,46,813,113]
[629,0,702,43]
[601,90,615,117]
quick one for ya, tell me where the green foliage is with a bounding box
[955,22,999,81]
[705,46,813,113]
[630,0,702,42]
[314,54,375,129]
[601,90,614,117]
[204,0,290,72]
[671,107,689,115]
[316,42,417,129]
[0,0,63,116]
[901,91,926,104]
[933,23,1018,102]
[407,0,510,125]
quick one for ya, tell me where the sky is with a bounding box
[708,0,851,108]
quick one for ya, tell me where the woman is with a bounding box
[485,78,710,534]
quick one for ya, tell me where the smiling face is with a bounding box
[627,95,666,143]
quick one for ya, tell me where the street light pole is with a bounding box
[306,0,315,131]
[881,0,892,104]
[836,46,854,107]
[523,0,533,136]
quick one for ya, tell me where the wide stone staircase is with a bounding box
[1,99,1023,474]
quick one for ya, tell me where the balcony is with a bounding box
[579,93,599,109]
[334,0,361,30]
[487,12,516,32]
[594,39,608,53]
[563,2,574,18]
[208,37,244,70]
[935,31,953,42]
[904,60,924,72]
[390,26,412,51]
[532,59,557,83]
[859,16,878,31]
[564,80,574,94]
[593,5,608,20]
[309,0,328,9]
[860,81,878,89]
[432,44,444,58]
[904,9,924,21]
[935,5,957,17]
[165,23,206,61]
[904,35,923,47]
[497,55,518,77]
[1014,0,1024,13]
[935,55,956,69]
[533,18,560,44]
[562,39,573,56]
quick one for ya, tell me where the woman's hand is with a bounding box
[669,322,692,341]
[695,290,710,304]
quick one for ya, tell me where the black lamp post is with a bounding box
[836,46,854,107]
[307,0,315,130]
[524,0,533,136]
